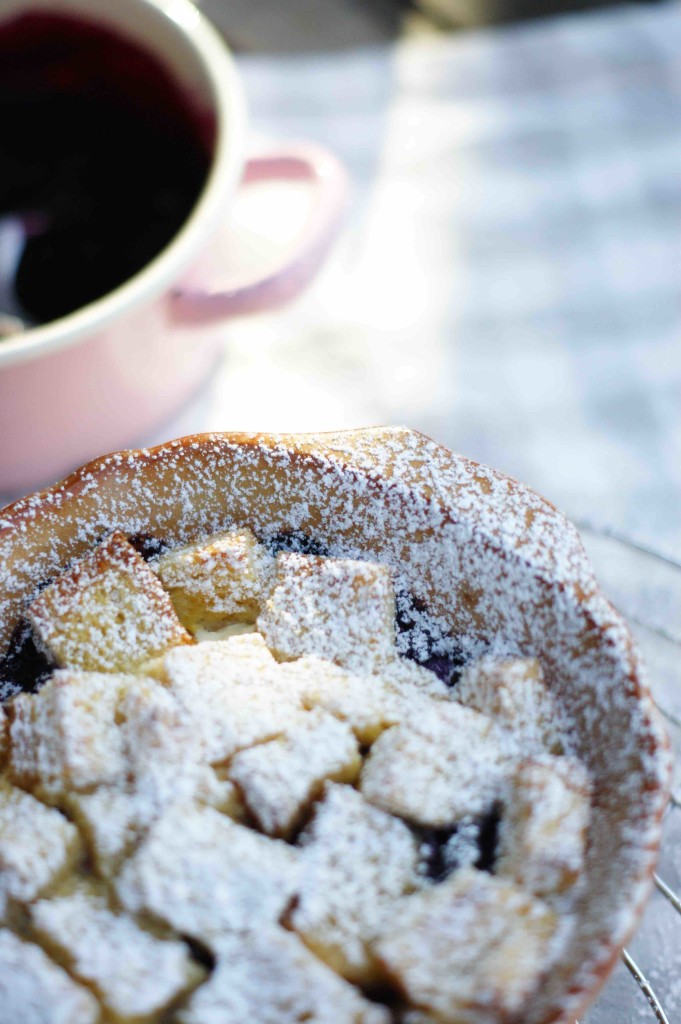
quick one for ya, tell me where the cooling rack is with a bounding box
[577,525,681,1024]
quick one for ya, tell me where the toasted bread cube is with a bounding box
[152,632,278,689]
[0,929,98,1024]
[290,784,421,984]
[152,640,305,763]
[177,928,390,1024]
[118,677,207,773]
[457,657,564,755]
[360,704,514,827]
[0,782,81,921]
[282,656,449,745]
[229,711,361,837]
[218,630,277,662]
[32,891,202,1022]
[497,756,591,901]
[282,657,404,744]
[27,531,193,673]
[9,670,131,799]
[382,657,453,703]
[258,553,396,672]
[153,527,274,631]
[117,803,300,945]
[374,869,557,1024]
[68,785,151,879]
[69,769,242,878]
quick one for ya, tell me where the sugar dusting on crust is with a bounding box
[0,427,673,1024]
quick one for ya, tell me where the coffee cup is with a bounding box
[0,0,348,494]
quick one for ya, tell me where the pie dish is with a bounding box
[0,427,672,1024]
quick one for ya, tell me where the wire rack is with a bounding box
[577,525,681,1024]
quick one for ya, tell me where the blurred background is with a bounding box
[159,0,681,568]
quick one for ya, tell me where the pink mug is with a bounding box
[0,0,348,496]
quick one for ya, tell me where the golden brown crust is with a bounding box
[0,427,673,1024]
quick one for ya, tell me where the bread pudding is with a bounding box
[0,428,671,1024]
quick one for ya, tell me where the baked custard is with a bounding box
[0,429,671,1024]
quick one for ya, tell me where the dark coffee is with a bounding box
[0,13,215,327]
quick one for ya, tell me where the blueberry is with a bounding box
[0,618,55,697]
[475,803,502,875]
[416,805,502,884]
[127,533,169,561]
[416,825,461,883]
[419,652,466,688]
[395,591,466,686]
[262,530,330,558]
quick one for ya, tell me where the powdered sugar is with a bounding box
[258,552,396,672]
[31,890,201,1018]
[229,709,360,837]
[116,803,301,943]
[177,927,390,1024]
[0,782,81,922]
[360,703,516,826]
[496,756,591,904]
[153,527,274,631]
[374,869,558,1024]
[0,928,98,1024]
[26,531,193,673]
[291,783,421,984]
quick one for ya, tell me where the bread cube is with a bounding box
[497,756,591,901]
[382,657,453,703]
[9,670,129,799]
[282,657,404,744]
[0,928,98,1024]
[0,781,81,921]
[281,654,451,746]
[290,784,421,984]
[360,703,514,827]
[258,553,396,672]
[456,657,564,755]
[69,769,242,878]
[153,527,274,631]
[152,632,278,689]
[32,891,202,1022]
[117,803,300,945]
[219,630,277,662]
[177,928,390,1024]
[229,711,361,837]
[374,869,557,1024]
[117,677,207,773]
[27,531,193,673]
[153,640,305,763]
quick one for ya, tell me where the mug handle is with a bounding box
[172,143,348,321]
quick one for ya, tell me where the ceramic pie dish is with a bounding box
[0,427,672,1024]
